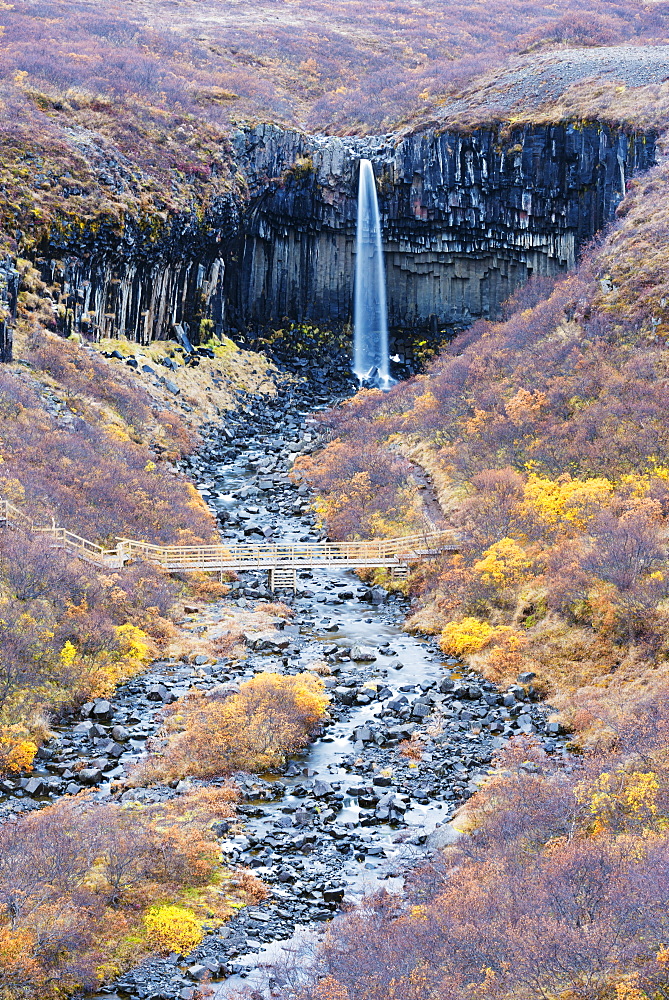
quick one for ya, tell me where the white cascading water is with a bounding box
[353,158,393,389]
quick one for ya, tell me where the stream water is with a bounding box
[0,364,565,1000]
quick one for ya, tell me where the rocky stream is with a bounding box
[0,358,568,999]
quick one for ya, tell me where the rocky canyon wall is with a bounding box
[227,123,655,337]
[23,121,655,349]
[35,198,239,346]
[0,259,19,362]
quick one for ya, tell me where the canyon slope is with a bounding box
[1,3,669,1000]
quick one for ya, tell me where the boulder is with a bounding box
[350,645,377,661]
[78,768,103,785]
[352,726,374,742]
[187,965,210,981]
[333,687,356,706]
[323,887,345,903]
[24,777,44,797]
[147,684,173,703]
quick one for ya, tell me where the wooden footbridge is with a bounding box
[0,498,457,590]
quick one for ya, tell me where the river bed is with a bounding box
[1,362,566,1000]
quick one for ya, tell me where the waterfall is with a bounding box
[353,159,393,389]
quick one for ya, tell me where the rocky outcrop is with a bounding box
[36,198,239,345]
[227,122,655,337]
[20,121,655,351]
[0,258,19,362]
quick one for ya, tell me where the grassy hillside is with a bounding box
[0,259,277,753]
[2,0,667,128]
[0,1,668,256]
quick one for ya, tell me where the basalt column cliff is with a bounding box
[24,122,655,350]
[226,123,655,338]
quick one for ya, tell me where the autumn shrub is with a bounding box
[139,672,329,782]
[439,617,497,657]
[473,537,532,589]
[144,905,203,955]
[0,358,214,546]
[0,730,37,776]
[296,440,421,540]
[0,787,242,996]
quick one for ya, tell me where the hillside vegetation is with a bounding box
[302,157,669,743]
[0,258,280,769]
[1,0,669,256]
[0,0,666,131]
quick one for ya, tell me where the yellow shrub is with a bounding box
[523,473,613,530]
[60,640,77,668]
[0,733,38,775]
[144,904,203,955]
[115,623,153,662]
[473,537,531,587]
[577,769,659,834]
[440,618,496,656]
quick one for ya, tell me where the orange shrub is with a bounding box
[0,732,37,775]
[139,672,329,781]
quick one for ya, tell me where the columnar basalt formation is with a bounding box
[21,122,655,350]
[0,258,19,362]
[36,199,239,345]
[227,123,655,336]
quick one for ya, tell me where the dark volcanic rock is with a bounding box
[227,121,655,345]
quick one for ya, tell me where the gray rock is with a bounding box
[333,687,356,705]
[187,965,210,981]
[78,768,103,785]
[147,684,172,703]
[24,777,44,797]
[350,645,377,661]
[352,726,374,742]
[387,695,409,711]
[323,887,345,903]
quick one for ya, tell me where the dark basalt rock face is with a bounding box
[0,258,19,362]
[35,195,240,345]
[6,120,654,356]
[226,122,655,337]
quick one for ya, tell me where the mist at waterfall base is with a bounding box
[353,159,395,390]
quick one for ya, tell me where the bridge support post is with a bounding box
[268,567,297,593]
[390,564,409,581]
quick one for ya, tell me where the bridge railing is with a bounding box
[0,496,457,573]
[116,530,457,570]
[0,499,124,567]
